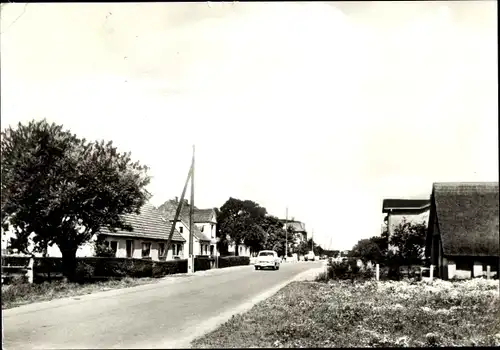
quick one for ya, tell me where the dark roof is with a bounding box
[382,199,430,214]
[99,203,185,242]
[432,182,499,257]
[157,201,216,223]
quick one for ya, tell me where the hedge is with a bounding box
[32,257,188,283]
[218,256,250,269]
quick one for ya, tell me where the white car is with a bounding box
[305,251,316,261]
[255,250,281,270]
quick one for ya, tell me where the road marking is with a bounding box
[161,263,325,349]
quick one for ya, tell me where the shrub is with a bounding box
[152,259,188,277]
[32,257,189,283]
[218,256,250,269]
[321,258,374,282]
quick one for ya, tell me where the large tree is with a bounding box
[1,120,150,280]
[217,197,267,256]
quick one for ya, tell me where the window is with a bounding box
[211,224,214,230]
[110,241,118,255]
[159,243,165,257]
[178,244,183,255]
[173,243,178,256]
[104,241,110,248]
[142,242,151,258]
[179,226,183,233]
[239,246,243,254]
[210,245,214,256]
[201,226,204,232]
[126,240,133,258]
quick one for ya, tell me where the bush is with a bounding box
[32,257,189,283]
[321,258,374,282]
[218,256,250,269]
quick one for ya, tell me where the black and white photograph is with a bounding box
[1,1,498,348]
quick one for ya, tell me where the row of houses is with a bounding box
[382,182,499,280]
[1,197,310,261]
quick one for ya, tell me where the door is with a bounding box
[126,240,133,258]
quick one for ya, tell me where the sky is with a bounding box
[1,1,498,250]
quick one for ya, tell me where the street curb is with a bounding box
[166,263,327,349]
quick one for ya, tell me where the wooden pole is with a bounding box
[164,164,192,258]
[285,207,288,260]
[376,263,380,281]
[189,145,195,272]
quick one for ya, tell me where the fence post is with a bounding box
[486,265,491,280]
[376,264,380,281]
[430,264,434,281]
[27,257,34,284]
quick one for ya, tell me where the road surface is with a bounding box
[3,261,324,349]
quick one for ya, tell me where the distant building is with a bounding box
[280,219,308,244]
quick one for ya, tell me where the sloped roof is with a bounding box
[382,199,430,213]
[433,182,499,257]
[99,203,185,242]
[157,201,215,223]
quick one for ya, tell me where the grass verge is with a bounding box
[191,279,500,348]
[2,277,161,310]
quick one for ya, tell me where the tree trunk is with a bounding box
[61,248,78,282]
[235,244,239,256]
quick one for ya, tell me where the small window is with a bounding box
[173,243,178,256]
[211,224,214,230]
[110,241,118,254]
[178,244,183,254]
[201,226,204,232]
[142,242,151,258]
[179,227,183,233]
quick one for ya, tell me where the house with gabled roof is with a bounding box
[157,198,217,257]
[98,203,186,261]
[425,182,499,279]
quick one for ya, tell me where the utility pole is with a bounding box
[284,207,288,260]
[188,145,195,273]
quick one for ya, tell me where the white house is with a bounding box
[170,218,212,257]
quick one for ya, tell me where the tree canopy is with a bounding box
[1,119,150,280]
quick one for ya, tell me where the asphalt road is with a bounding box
[3,261,323,349]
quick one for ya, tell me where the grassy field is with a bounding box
[191,279,500,348]
[1,277,161,310]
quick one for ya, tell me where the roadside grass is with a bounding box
[191,279,500,348]
[1,277,161,310]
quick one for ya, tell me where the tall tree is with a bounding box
[217,197,267,256]
[1,120,150,280]
[261,216,294,257]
